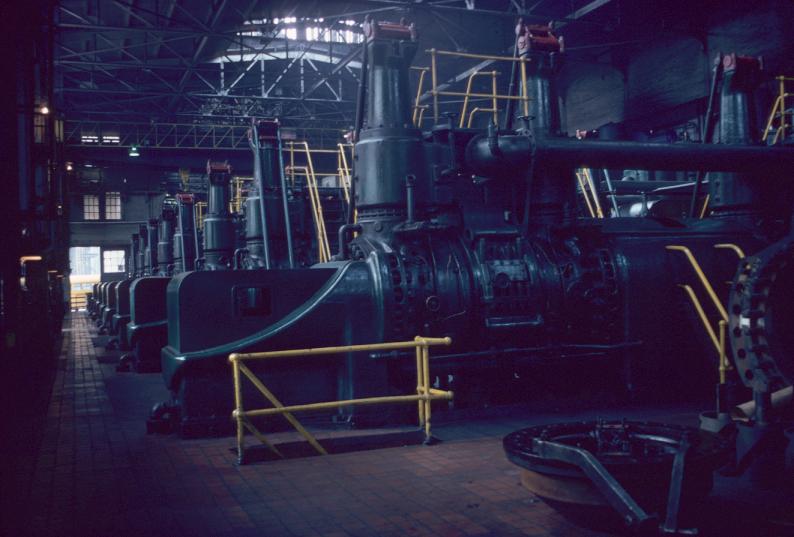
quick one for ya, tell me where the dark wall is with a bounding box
[561,0,794,134]
[68,165,166,249]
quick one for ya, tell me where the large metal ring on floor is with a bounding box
[503,421,729,531]
[728,237,794,393]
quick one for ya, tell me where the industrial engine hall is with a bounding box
[3,0,794,535]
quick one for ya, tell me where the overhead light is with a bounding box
[20,255,43,262]
[129,146,140,157]
[66,162,73,171]
[39,105,50,115]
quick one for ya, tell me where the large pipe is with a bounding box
[465,133,794,177]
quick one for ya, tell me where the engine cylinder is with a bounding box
[203,161,235,270]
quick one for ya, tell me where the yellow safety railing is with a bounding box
[412,67,430,127]
[195,201,207,232]
[667,244,745,383]
[427,49,530,125]
[336,143,353,205]
[576,168,604,218]
[229,336,453,464]
[699,194,710,219]
[459,70,499,128]
[337,143,358,225]
[762,75,794,144]
[286,141,335,262]
[70,291,89,311]
[230,176,253,214]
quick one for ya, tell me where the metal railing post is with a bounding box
[412,68,428,127]
[231,355,245,464]
[583,169,604,218]
[491,70,499,126]
[415,336,425,427]
[666,245,728,321]
[576,172,596,218]
[718,319,728,385]
[422,343,432,443]
[520,56,529,118]
[229,337,452,463]
[430,49,439,123]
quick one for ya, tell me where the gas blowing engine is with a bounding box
[157,18,794,435]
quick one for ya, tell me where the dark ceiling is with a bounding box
[56,0,740,152]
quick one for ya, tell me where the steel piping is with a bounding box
[465,132,794,176]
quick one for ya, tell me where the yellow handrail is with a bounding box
[678,285,730,383]
[459,70,499,128]
[229,336,453,464]
[230,176,253,214]
[699,194,710,219]
[583,168,605,218]
[412,67,429,126]
[668,244,741,385]
[714,243,746,259]
[575,171,596,218]
[427,48,530,124]
[288,163,331,263]
[762,76,794,144]
[679,284,721,353]
[666,245,728,321]
[195,201,207,231]
[337,143,352,205]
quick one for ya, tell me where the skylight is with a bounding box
[237,18,363,44]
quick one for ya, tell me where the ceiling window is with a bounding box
[83,194,99,220]
[239,18,362,44]
[102,250,126,273]
[105,191,122,220]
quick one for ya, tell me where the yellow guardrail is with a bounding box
[229,336,453,465]
[412,67,430,127]
[70,291,89,311]
[762,75,794,145]
[422,49,531,126]
[336,143,353,206]
[230,176,253,214]
[195,201,207,231]
[667,244,745,383]
[286,141,334,263]
[459,70,499,128]
[576,168,604,218]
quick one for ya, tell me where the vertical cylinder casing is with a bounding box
[137,224,148,275]
[243,191,267,268]
[157,200,176,274]
[355,22,427,232]
[146,219,159,274]
[516,23,571,229]
[711,54,764,217]
[129,233,139,277]
[173,194,196,273]
[203,161,235,270]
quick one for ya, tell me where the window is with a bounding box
[105,191,121,220]
[102,250,126,273]
[83,194,99,220]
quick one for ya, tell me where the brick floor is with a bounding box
[7,313,794,537]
